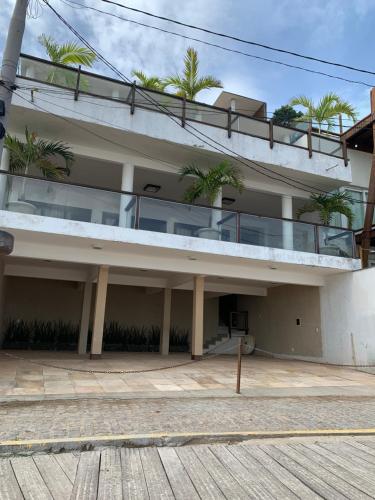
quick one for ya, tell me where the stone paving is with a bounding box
[1,351,375,401]
[2,395,375,442]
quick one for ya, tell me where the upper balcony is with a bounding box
[13,54,351,186]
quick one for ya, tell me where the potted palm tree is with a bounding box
[180,161,244,240]
[164,47,223,101]
[4,127,74,214]
[38,34,96,88]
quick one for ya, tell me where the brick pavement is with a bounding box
[2,396,375,442]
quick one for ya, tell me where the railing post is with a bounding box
[236,212,241,243]
[314,225,320,254]
[74,65,81,101]
[130,80,136,115]
[227,107,232,138]
[135,195,140,229]
[342,138,348,166]
[182,98,186,128]
[307,122,313,158]
[269,118,274,149]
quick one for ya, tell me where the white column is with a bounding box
[90,265,109,359]
[0,148,9,209]
[119,162,135,228]
[282,195,294,250]
[191,276,205,359]
[160,288,172,355]
[78,279,93,355]
[211,188,222,237]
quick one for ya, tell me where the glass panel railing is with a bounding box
[239,214,316,253]
[318,226,354,258]
[236,115,269,139]
[186,103,228,128]
[273,124,308,148]
[2,174,136,228]
[138,196,237,241]
[311,134,343,158]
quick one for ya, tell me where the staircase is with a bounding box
[204,326,244,355]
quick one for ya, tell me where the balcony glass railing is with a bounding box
[17,54,346,161]
[0,172,356,259]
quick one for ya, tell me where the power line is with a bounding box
[98,0,375,78]
[37,2,374,209]
[58,0,374,88]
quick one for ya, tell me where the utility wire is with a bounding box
[38,2,374,208]
[98,0,375,78]
[58,0,374,88]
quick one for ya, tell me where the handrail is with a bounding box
[0,170,356,234]
[17,54,346,161]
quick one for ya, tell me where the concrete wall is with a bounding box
[3,277,218,341]
[349,149,372,189]
[238,285,322,358]
[320,268,375,365]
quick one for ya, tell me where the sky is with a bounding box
[1,0,375,127]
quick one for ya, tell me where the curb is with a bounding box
[3,428,375,455]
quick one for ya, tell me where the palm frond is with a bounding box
[132,70,166,91]
[39,33,96,67]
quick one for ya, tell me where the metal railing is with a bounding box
[17,54,347,163]
[0,171,357,259]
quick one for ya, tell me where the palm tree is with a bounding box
[297,192,354,228]
[290,93,357,133]
[180,161,243,205]
[4,127,74,179]
[131,70,166,92]
[164,47,223,101]
[39,34,96,86]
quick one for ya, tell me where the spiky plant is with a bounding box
[4,127,74,179]
[297,192,354,228]
[180,161,243,205]
[131,70,166,91]
[290,93,357,132]
[164,47,223,100]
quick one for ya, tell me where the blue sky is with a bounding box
[1,0,375,127]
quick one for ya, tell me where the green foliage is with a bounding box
[164,47,223,100]
[131,70,167,91]
[290,93,357,132]
[4,127,74,178]
[297,192,354,228]
[272,105,303,127]
[39,34,96,67]
[180,161,244,205]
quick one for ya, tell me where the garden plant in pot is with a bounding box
[180,161,244,240]
[4,127,74,214]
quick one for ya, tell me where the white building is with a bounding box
[0,53,373,364]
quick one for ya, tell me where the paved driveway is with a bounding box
[3,436,375,499]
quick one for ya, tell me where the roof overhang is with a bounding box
[213,91,267,118]
[342,113,374,153]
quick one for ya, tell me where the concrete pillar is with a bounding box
[90,265,109,359]
[160,288,172,355]
[211,188,222,237]
[0,148,9,209]
[282,195,294,250]
[119,162,135,228]
[0,260,6,347]
[78,279,93,355]
[191,275,205,360]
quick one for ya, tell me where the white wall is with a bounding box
[320,267,375,365]
[349,149,372,189]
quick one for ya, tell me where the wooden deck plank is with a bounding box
[70,451,101,500]
[312,442,375,484]
[338,441,375,465]
[287,443,373,499]
[158,448,200,500]
[11,456,53,500]
[33,454,73,500]
[54,453,79,483]
[244,445,319,500]
[349,439,375,459]
[190,446,250,500]
[97,448,123,500]
[139,448,174,500]
[230,445,298,499]
[0,459,23,500]
[120,448,149,500]
[261,444,346,500]
[209,445,271,499]
[175,447,226,500]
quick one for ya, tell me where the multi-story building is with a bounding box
[0,53,372,364]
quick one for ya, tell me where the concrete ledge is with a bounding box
[2,428,375,455]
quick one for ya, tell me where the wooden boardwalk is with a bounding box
[2,437,375,499]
